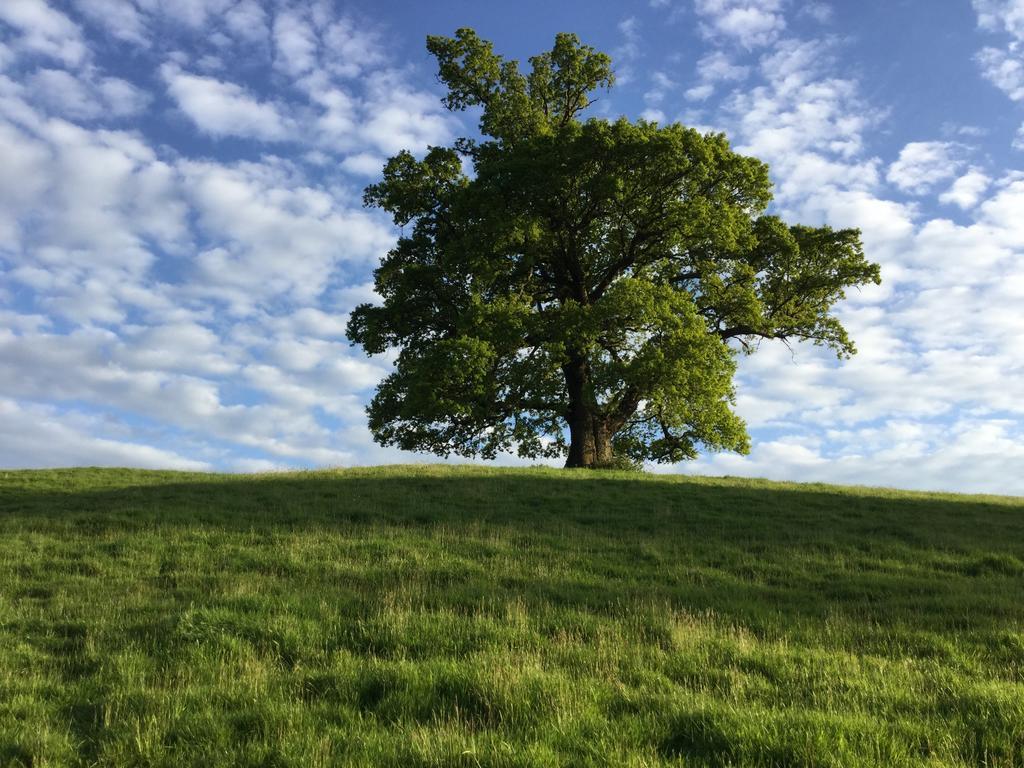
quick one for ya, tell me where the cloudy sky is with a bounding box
[1,0,1023,494]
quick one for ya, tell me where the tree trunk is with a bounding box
[565,411,595,468]
[566,415,614,468]
[563,354,614,468]
[592,419,614,466]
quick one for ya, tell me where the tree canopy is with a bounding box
[347,29,881,469]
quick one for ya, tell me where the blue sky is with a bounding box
[2,0,1024,494]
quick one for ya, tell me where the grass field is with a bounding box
[1,465,1023,767]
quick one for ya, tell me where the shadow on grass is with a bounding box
[2,467,1021,536]
[2,468,1023,634]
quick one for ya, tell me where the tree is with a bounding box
[347,29,880,469]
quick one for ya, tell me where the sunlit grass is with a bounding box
[1,465,1023,766]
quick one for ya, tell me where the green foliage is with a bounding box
[348,30,881,466]
[3,466,1024,766]
[425,29,614,141]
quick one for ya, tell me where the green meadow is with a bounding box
[1,465,1023,767]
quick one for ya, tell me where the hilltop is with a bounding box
[1,465,1023,767]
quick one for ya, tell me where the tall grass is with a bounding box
[1,465,1023,766]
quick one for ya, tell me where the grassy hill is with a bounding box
[1,465,1023,767]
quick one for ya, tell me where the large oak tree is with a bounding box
[347,29,880,469]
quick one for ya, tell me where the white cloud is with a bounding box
[0,120,50,243]
[0,118,190,317]
[799,3,833,23]
[272,7,384,81]
[117,322,236,376]
[0,324,376,465]
[280,305,362,337]
[356,70,453,156]
[303,83,357,142]
[0,0,89,66]
[759,36,836,93]
[341,152,385,176]
[886,141,964,195]
[972,2,1024,103]
[319,15,384,79]
[726,40,880,189]
[74,0,269,47]
[612,16,642,85]
[0,119,188,331]
[686,84,715,100]
[644,70,676,106]
[617,16,641,56]
[162,64,293,141]
[976,45,1024,100]
[679,51,751,106]
[973,0,1024,39]
[72,0,149,45]
[98,75,151,115]
[686,21,1024,494]
[256,10,451,158]
[179,158,393,312]
[714,33,916,312]
[952,123,989,137]
[0,1,460,473]
[678,416,1024,495]
[224,0,269,44]
[651,70,675,91]
[0,42,14,71]
[939,167,991,208]
[696,51,750,82]
[0,398,212,470]
[708,171,1024,472]
[273,9,318,77]
[132,0,233,29]
[694,0,786,48]
[29,68,150,120]
[1015,122,1024,149]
